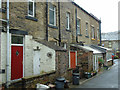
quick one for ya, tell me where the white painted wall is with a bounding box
[0,33,55,84]
[0,32,11,83]
[32,39,55,73]
[93,54,103,72]
[106,51,112,62]
[24,35,55,76]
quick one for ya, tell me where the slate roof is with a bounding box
[90,45,106,53]
[34,39,67,51]
[70,44,92,52]
[90,45,112,53]
[101,31,119,41]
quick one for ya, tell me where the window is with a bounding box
[66,12,70,30]
[108,42,112,48]
[28,0,35,17]
[12,36,23,44]
[49,3,56,26]
[61,43,67,49]
[77,18,80,34]
[86,23,88,36]
[92,26,95,39]
[0,0,1,8]
[97,29,99,40]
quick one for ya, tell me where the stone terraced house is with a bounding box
[0,0,102,88]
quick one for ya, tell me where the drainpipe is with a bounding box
[75,8,78,43]
[6,0,9,87]
[58,1,61,46]
[99,19,101,45]
[46,0,48,41]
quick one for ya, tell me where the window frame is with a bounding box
[49,3,56,26]
[66,12,70,30]
[97,29,99,40]
[28,0,35,17]
[108,42,112,48]
[86,22,88,36]
[91,26,95,39]
[77,18,81,35]
[0,0,2,8]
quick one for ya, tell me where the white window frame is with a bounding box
[0,0,2,8]
[66,12,70,30]
[49,4,56,26]
[28,0,35,17]
[97,29,99,40]
[92,26,95,39]
[108,42,112,48]
[86,22,88,36]
[77,18,80,34]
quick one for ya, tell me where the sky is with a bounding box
[74,0,119,33]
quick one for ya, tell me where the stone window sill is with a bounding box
[48,24,58,29]
[91,38,95,40]
[85,36,89,38]
[25,16,38,22]
[66,29,71,32]
[0,8,6,13]
[77,34,82,36]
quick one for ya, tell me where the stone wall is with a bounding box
[60,2,75,44]
[77,50,93,72]
[9,71,57,88]
[48,2,59,44]
[55,51,69,76]
[89,16,100,45]
[9,2,46,40]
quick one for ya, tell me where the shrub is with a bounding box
[114,55,119,59]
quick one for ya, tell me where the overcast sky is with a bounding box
[74,0,119,33]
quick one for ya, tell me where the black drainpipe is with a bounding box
[75,8,78,43]
[46,1,48,41]
[58,1,61,46]
[99,20,101,45]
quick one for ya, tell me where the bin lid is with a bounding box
[72,73,80,76]
[56,77,65,82]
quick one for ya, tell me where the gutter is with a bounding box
[99,19,101,45]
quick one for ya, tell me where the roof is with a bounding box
[72,1,101,23]
[34,39,67,51]
[71,44,102,54]
[70,44,92,52]
[102,31,119,41]
[90,45,106,53]
[90,45,112,53]
[99,46,112,51]
[81,46,102,54]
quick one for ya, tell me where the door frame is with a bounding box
[69,50,77,68]
[11,34,24,81]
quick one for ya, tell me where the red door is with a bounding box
[11,46,23,80]
[70,51,76,69]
